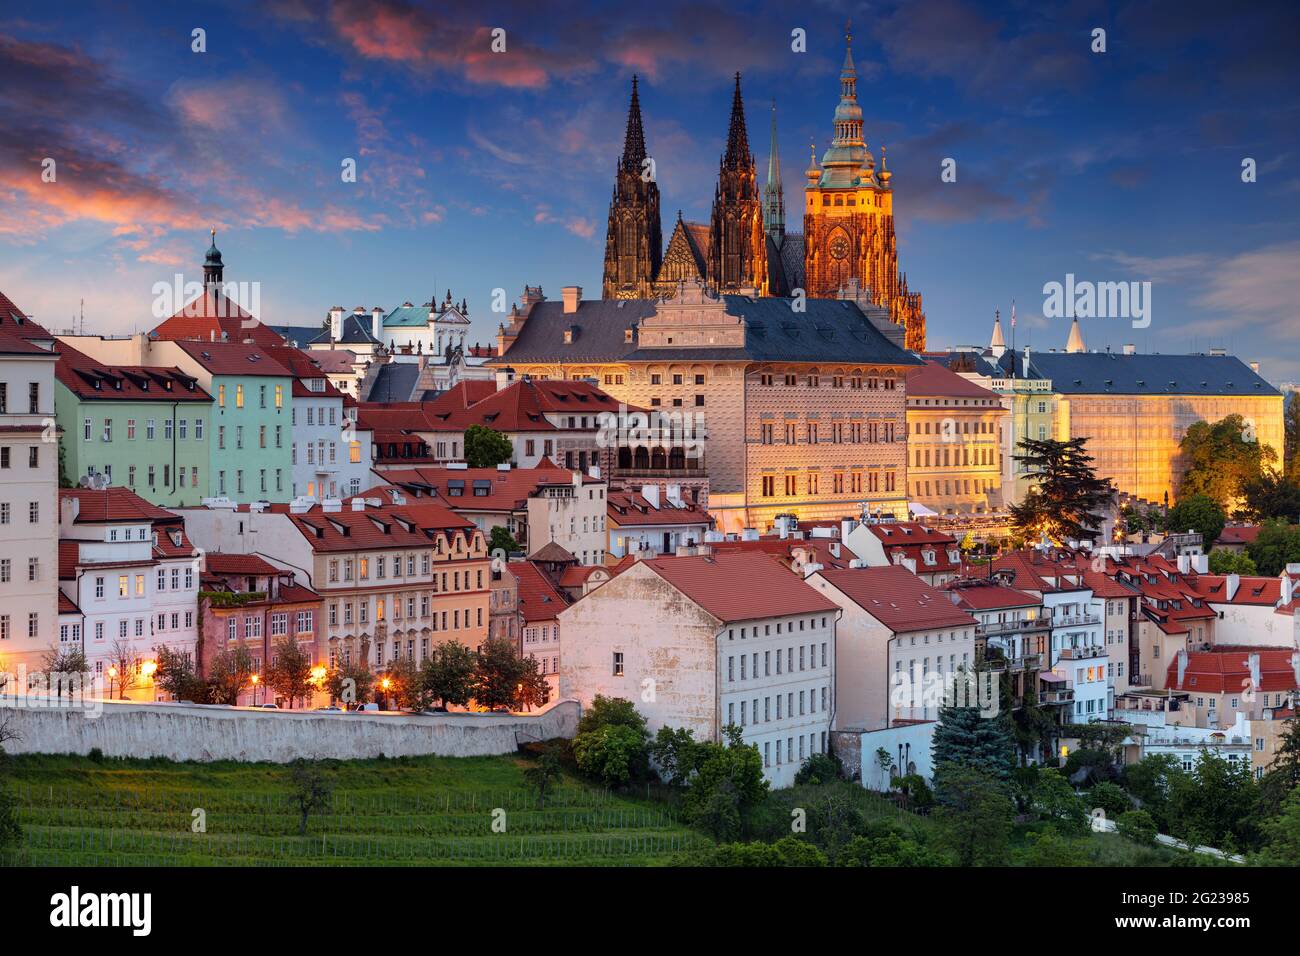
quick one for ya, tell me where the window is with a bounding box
[612,651,624,677]
[235,384,245,408]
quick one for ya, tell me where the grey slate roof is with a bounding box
[1024,352,1279,397]
[494,294,921,367]
[310,314,381,346]
[364,363,420,402]
[269,325,324,348]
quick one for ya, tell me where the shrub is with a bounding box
[1117,809,1159,847]
[794,751,842,786]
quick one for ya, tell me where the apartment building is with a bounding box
[510,559,570,694]
[0,296,60,672]
[559,550,838,787]
[177,494,491,671]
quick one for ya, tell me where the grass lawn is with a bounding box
[0,752,705,867]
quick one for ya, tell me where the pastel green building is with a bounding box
[55,342,213,506]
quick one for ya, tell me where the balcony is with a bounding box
[1052,613,1100,628]
[1041,689,1074,705]
[976,618,1048,638]
[1057,645,1106,661]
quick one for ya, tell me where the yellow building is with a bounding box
[493,282,921,533]
[905,361,1006,515]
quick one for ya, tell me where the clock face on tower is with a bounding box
[828,234,850,260]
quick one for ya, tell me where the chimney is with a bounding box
[641,484,660,510]
[372,307,384,342]
[1251,361,1261,374]
[495,366,516,392]
[1177,554,1190,574]
[562,286,582,314]
[521,285,545,309]
[351,497,366,512]
[329,307,344,341]
[1226,573,1240,602]
[1191,553,1208,574]
[1122,343,1135,355]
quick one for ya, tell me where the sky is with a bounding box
[2,0,1298,378]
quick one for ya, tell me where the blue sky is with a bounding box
[2,0,1298,377]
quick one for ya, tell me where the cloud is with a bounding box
[467,122,529,165]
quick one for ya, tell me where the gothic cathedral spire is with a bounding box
[763,101,785,246]
[602,76,662,299]
[709,73,767,293]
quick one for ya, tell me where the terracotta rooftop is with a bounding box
[819,565,977,632]
[905,360,1001,400]
[1167,648,1299,695]
[285,499,478,554]
[56,342,209,402]
[509,560,571,623]
[639,551,838,623]
[173,340,295,377]
[60,486,179,523]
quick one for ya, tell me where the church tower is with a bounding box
[708,74,767,293]
[763,102,785,245]
[802,25,926,349]
[602,76,662,300]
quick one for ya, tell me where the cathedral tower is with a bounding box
[708,74,767,293]
[602,77,662,299]
[802,25,926,350]
[763,101,785,245]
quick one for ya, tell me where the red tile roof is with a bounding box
[1167,648,1299,694]
[1216,525,1262,547]
[58,592,81,615]
[422,378,633,433]
[509,560,571,623]
[906,360,1000,399]
[866,522,965,576]
[56,342,210,402]
[1190,574,1281,606]
[0,290,53,341]
[639,551,838,623]
[204,553,285,577]
[379,463,598,513]
[151,290,285,348]
[285,499,478,554]
[607,491,711,527]
[60,487,178,523]
[940,578,1042,610]
[708,536,852,571]
[172,340,294,377]
[819,565,978,632]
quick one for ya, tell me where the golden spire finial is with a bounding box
[846,19,852,45]
[210,225,216,243]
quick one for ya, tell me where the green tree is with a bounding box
[931,705,1016,793]
[932,765,1014,866]
[1178,414,1277,508]
[835,827,950,867]
[650,726,700,786]
[1004,675,1057,766]
[1121,754,1183,831]
[577,695,648,737]
[794,751,842,785]
[703,836,828,867]
[1009,436,1115,544]
[572,696,650,785]
[1088,780,1133,819]
[683,725,769,839]
[1031,768,1087,833]
[419,640,477,710]
[1166,750,1258,852]
[1019,828,1088,866]
[1240,470,1300,522]
[1246,520,1300,576]
[377,654,422,710]
[464,424,514,468]
[266,636,314,709]
[487,525,520,557]
[0,784,20,850]
[324,659,374,709]
[206,644,254,706]
[1116,809,1159,847]
[473,637,526,710]
[524,750,563,804]
[1207,549,1258,574]
[1253,786,1300,865]
[1166,494,1225,551]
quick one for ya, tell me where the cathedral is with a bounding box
[600,28,927,351]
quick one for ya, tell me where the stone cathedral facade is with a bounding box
[600,29,928,351]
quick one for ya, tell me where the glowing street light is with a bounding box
[250,672,260,706]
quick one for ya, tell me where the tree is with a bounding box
[1121,754,1183,831]
[488,525,520,557]
[958,531,976,553]
[572,696,650,786]
[1166,750,1258,852]
[524,750,562,804]
[41,646,87,699]
[153,645,205,702]
[931,705,1016,794]
[1253,786,1300,865]
[286,758,333,836]
[836,828,949,867]
[473,637,528,711]
[515,656,551,712]
[932,765,1014,866]
[1088,780,1133,819]
[266,637,314,709]
[1031,768,1087,833]
[1009,437,1115,544]
[1246,520,1300,576]
[1286,394,1300,482]
[1178,414,1277,509]
[1207,549,1258,575]
[324,659,374,709]
[0,783,19,850]
[1020,828,1088,866]
[107,638,139,700]
[1004,675,1057,766]
[650,726,700,786]
[206,645,255,706]
[1116,809,1159,847]
[1240,470,1300,522]
[419,640,477,710]
[464,424,514,468]
[377,654,421,710]
[683,726,769,840]
[1166,494,1225,551]
[794,751,842,785]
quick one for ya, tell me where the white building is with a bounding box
[58,487,199,697]
[558,551,838,788]
[278,351,374,501]
[0,300,60,674]
[806,565,978,730]
[606,486,711,558]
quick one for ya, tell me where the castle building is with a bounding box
[493,281,921,532]
[600,29,927,350]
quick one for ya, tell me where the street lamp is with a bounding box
[141,659,158,702]
[250,672,260,707]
